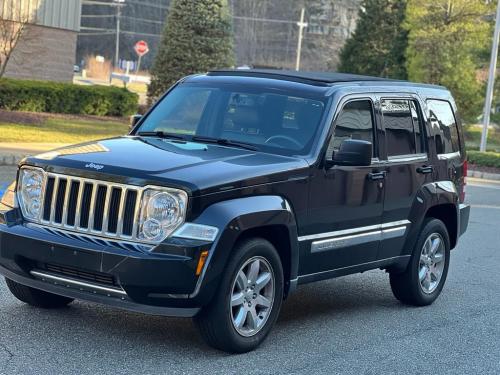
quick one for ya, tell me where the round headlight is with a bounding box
[18,168,45,220]
[146,192,180,227]
[137,188,188,243]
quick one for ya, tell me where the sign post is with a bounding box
[134,40,149,73]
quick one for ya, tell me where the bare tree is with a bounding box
[0,1,35,78]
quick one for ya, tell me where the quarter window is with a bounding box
[427,100,460,154]
[328,100,375,158]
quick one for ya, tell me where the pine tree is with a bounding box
[405,0,494,120]
[147,0,234,102]
[337,0,408,79]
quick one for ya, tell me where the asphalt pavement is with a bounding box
[0,166,499,374]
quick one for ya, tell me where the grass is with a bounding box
[464,126,500,152]
[0,117,128,144]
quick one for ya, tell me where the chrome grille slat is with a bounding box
[37,173,141,242]
[48,176,59,223]
[116,187,127,236]
[61,178,72,226]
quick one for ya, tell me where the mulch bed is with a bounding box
[0,110,128,125]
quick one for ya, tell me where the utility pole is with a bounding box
[114,0,125,70]
[295,8,308,71]
[481,0,500,152]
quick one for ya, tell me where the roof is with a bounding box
[208,69,446,91]
[208,69,400,86]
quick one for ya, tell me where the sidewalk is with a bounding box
[0,143,68,166]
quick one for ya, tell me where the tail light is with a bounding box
[460,160,467,203]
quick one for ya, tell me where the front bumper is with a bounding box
[0,216,214,317]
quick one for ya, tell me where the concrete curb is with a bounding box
[468,170,500,181]
[0,154,26,166]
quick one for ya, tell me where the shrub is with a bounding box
[0,78,138,117]
[467,150,500,168]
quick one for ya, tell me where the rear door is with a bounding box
[377,96,432,259]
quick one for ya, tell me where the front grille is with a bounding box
[43,263,116,286]
[40,173,141,241]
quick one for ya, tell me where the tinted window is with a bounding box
[411,101,425,154]
[427,100,460,154]
[382,99,416,156]
[138,85,326,155]
[328,100,374,158]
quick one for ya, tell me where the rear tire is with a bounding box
[389,218,450,306]
[5,278,74,308]
[195,238,284,353]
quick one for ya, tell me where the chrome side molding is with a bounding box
[300,220,411,254]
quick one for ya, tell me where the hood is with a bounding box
[24,136,309,196]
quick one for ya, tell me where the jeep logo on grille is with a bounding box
[85,163,104,170]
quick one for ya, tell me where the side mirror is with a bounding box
[331,139,372,166]
[129,114,143,131]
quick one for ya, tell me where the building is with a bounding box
[0,0,82,82]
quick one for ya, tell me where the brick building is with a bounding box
[0,0,82,82]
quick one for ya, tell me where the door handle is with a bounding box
[368,171,386,181]
[417,165,434,174]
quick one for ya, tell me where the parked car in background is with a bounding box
[0,70,470,353]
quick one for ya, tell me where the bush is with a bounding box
[0,78,138,117]
[468,150,500,168]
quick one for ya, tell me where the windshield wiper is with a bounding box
[191,136,258,151]
[136,131,186,141]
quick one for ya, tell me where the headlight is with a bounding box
[17,167,45,220]
[137,188,188,243]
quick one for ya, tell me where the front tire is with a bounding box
[5,278,74,308]
[195,238,284,353]
[389,218,450,306]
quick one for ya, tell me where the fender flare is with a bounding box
[190,195,299,302]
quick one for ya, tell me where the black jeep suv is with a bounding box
[0,70,470,353]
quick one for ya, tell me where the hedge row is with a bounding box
[0,79,138,117]
[468,150,500,168]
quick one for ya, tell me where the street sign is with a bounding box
[134,40,149,57]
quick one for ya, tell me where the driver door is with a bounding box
[300,97,385,276]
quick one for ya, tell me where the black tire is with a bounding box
[390,218,451,306]
[5,278,74,308]
[194,238,284,353]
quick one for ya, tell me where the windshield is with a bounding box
[136,83,327,155]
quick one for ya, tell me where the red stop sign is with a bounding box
[134,40,149,57]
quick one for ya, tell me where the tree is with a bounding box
[405,0,494,120]
[337,0,408,79]
[0,3,34,78]
[147,0,234,102]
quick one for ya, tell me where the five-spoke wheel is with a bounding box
[230,256,275,337]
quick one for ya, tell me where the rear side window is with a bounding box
[382,99,423,157]
[328,100,375,158]
[427,100,460,154]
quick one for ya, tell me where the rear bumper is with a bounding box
[459,203,470,237]
[0,218,215,317]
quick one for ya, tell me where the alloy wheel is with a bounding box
[418,233,446,294]
[229,256,275,337]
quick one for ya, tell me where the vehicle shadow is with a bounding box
[0,270,404,357]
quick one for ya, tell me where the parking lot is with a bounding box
[0,166,499,374]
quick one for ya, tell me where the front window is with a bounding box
[137,84,327,155]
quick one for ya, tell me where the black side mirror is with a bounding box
[331,139,372,166]
[129,114,143,131]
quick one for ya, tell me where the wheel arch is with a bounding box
[190,195,300,303]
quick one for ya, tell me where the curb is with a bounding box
[468,170,500,181]
[0,154,26,166]
[0,153,28,167]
